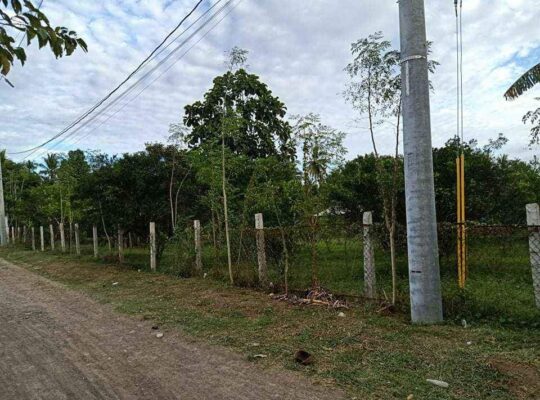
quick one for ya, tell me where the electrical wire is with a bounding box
[459,0,464,145]
[9,0,205,155]
[27,0,236,159]
[69,1,241,149]
[24,0,232,160]
[455,0,460,148]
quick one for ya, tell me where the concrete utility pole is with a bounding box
[0,155,6,246]
[398,0,443,324]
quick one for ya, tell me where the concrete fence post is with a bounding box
[60,223,66,252]
[363,211,376,299]
[149,222,156,272]
[255,213,268,287]
[49,224,55,250]
[118,226,124,263]
[40,226,45,252]
[5,217,9,244]
[93,225,98,258]
[31,227,35,251]
[526,203,540,308]
[11,226,15,244]
[74,223,81,256]
[194,220,202,273]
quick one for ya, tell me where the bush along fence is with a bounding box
[3,203,540,326]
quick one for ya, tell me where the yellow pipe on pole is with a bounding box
[456,156,463,288]
[456,153,467,288]
[460,153,466,286]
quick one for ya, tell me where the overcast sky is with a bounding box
[1,0,540,162]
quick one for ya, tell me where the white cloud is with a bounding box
[1,0,539,162]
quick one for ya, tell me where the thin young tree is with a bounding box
[291,113,346,288]
[167,123,191,230]
[221,46,249,284]
[345,31,437,304]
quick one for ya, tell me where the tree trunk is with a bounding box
[389,224,397,305]
[169,152,176,230]
[222,133,233,284]
[310,216,319,288]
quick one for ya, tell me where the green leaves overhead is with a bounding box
[0,0,87,76]
[504,62,540,146]
[504,62,540,100]
[183,69,294,160]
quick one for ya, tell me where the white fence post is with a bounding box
[93,225,98,258]
[31,227,35,251]
[11,226,15,244]
[60,223,66,252]
[118,226,124,263]
[40,226,45,252]
[5,217,8,244]
[74,223,81,256]
[255,213,268,287]
[526,203,540,308]
[194,220,202,273]
[150,222,156,272]
[363,211,376,299]
[49,224,55,250]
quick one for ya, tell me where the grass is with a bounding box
[102,229,539,327]
[1,246,539,400]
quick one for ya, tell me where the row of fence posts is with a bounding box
[4,203,539,307]
[6,222,80,255]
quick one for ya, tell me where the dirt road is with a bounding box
[0,258,343,400]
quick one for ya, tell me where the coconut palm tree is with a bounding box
[505,62,540,145]
[39,153,60,181]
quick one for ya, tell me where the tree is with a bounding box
[344,32,402,305]
[291,113,346,287]
[38,152,60,181]
[504,62,540,100]
[183,69,294,160]
[167,123,191,230]
[0,0,87,77]
[504,62,540,146]
[183,47,294,284]
[344,31,437,305]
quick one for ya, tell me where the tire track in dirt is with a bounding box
[0,259,344,400]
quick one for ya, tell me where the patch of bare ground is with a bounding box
[489,358,540,399]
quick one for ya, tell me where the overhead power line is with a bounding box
[25,0,237,160]
[10,0,205,156]
[70,1,240,149]
[34,0,233,157]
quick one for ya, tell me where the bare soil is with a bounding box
[0,258,343,400]
[489,358,540,399]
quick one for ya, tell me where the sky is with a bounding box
[1,0,540,163]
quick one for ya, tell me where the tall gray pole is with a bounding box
[0,154,6,246]
[398,0,443,324]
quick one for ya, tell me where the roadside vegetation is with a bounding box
[1,247,538,400]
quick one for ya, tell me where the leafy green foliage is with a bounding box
[328,136,540,225]
[184,69,294,160]
[0,0,87,76]
[504,62,540,100]
[504,63,540,146]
